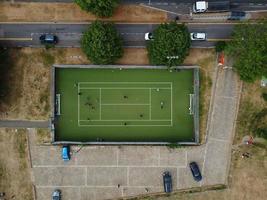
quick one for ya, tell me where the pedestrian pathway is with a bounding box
[0,120,49,128]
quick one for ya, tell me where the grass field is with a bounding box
[54,67,197,142]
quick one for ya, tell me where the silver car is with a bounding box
[52,189,61,200]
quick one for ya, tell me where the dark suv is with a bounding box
[39,34,58,44]
[228,11,246,20]
[189,162,202,182]
[162,171,172,193]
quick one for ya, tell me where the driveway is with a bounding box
[28,63,241,200]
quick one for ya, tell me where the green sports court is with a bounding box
[52,65,199,144]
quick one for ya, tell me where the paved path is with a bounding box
[201,62,241,186]
[0,120,49,128]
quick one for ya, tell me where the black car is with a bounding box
[162,171,172,193]
[39,34,58,44]
[189,162,202,182]
[228,11,246,20]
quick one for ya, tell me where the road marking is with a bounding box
[0,37,32,41]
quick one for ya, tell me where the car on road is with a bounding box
[190,32,207,41]
[189,162,202,182]
[62,145,70,161]
[52,189,61,200]
[162,171,172,193]
[39,34,58,44]
[228,11,246,20]
[145,32,153,41]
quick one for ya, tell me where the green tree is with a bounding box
[0,47,9,97]
[75,0,120,17]
[81,21,123,64]
[215,41,227,52]
[147,22,191,67]
[227,22,267,82]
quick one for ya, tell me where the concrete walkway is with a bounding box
[0,120,49,128]
[201,64,242,186]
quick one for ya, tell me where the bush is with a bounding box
[256,128,267,139]
[167,143,182,149]
[147,22,191,67]
[215,41,227,52]
[81,21,123,64]
[251,108,267,139]
[262,92,267,101]
[75,0,120,17]
[0,47,10,98]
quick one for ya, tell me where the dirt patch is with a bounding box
[0,2,167,22]
[249,11,267,20]
[0,48,51,120]
[0,128,33,200]
[36,128,51,144]
[234,81,267,143]
[117,48,149,65]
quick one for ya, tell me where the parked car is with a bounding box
[39,34,58,44]
[228,11,246,20]
[52,189,61,200]
[190,32,207,41]
[62,145,70,161]
[162,171,172,193]
[189,162,202,181]
[145,32,153,41]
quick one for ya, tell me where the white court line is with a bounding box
[171,83,172,125]
[80,87,171,90]
[78,82,172,84]
[78,83,80,126]
[99,88,102,120]
[77,82,173,127]
[149,88,152,120]
[78,124,172,127]
[36,185,163,189]
[79,119,171,122]
[101,103,150,106]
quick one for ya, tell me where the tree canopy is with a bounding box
[75,0,120,17]
[81,21,123,64]
[147,22,191,67]
[227,22,267,82]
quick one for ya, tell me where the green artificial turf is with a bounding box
[55,68,195,142]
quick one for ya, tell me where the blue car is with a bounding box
[189,162,202,182]
[162,171,172,193]
[62,145,70,161]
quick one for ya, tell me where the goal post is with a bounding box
[189,94,194,115]
[56,94,61,115]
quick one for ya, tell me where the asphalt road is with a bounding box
[0,23,234,48]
